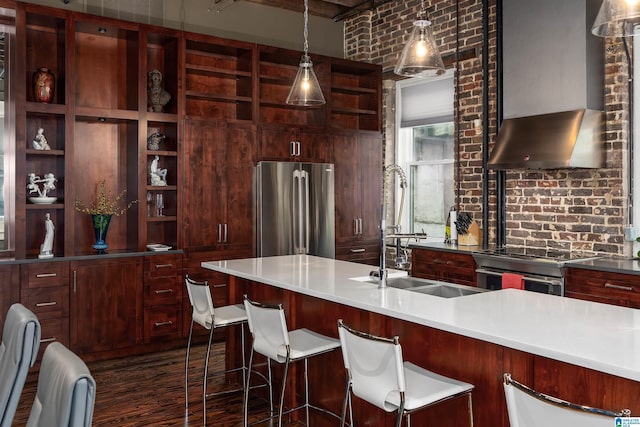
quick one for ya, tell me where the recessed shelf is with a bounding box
[26,149,65,156]
[185,91,252,104]
[26,102,66,114]
[26,203,64,210]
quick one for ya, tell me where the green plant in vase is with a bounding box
[75,180,137,252]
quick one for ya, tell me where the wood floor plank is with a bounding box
[11,343,304,426]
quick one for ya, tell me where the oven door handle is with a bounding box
[475,268,562,286]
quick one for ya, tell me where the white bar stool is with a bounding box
[337,319,475,427]
[503,373,631,427]
[184,275,250,424]
[243,295,341,427]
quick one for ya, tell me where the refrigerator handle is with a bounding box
[302,170,310,253]
[293,169,301,253]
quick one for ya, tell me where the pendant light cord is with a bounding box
[303,0,309,56]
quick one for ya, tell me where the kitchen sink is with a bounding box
[385,277,489,298]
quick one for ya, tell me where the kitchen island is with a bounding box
[203,255,640,426]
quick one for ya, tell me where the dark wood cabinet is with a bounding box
[333,130,382,265]
[7,2,383,362]
[20,261,69,361]
[142,253,183,342]
[70,257,143,355]
[411,248,478,287]
[565,267,640,307]
[183,120,255,251]
[258,124,332,163]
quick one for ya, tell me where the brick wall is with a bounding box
[344,0,629,256]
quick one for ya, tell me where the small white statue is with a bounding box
[27,172,57,197]
[39,212,54,259]
[32,128,51,150]
[150,155,167,186]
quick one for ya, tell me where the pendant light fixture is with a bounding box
[592,0,640,37]
[286,0,325,106]
[394,0,445,77]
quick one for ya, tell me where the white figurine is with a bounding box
[39,212,54,259]
[150,155,167,186]
[32,128,51,150]
[27,172,57,197]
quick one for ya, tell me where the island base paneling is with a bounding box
[227,276,640,426]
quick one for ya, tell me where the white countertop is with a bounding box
[203,254,640,382]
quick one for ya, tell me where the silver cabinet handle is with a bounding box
[224,223,228,243]
[353,218,358,236]
[604,283,634,291]
[212,283,226,288]
[358,218,363,235]
[350,248,366,253]
[35,301,57,307]
[154,321,174,327]
[73,270,77,293]
[40,337,57,343]
[290,141,296,156]
[296,141,301,156]
[36,273,57,278]
[217,223,222,243]
[155,264,174,269]
[154,289,173,294]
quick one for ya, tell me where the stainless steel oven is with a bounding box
[475,266,563,296]
[472,248,599,297]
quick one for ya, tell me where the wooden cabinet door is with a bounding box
[333,132,361,243]
[184,120,255,250]
[358,132,382,241]
[70,257,142,354]
[259,125,331,163]
[333,131,382,243]
[183,120,227,249]
[223,123,256,249]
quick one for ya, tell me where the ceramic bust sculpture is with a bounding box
[147,69,171,113]
[150,155,168,186]
[32,128,51,150]
[39,212,54,259]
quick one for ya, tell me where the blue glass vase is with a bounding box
[91,214,112,252]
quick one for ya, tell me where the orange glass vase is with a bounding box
[32,67,55,103]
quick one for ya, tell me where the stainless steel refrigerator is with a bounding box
[256,161,335,258]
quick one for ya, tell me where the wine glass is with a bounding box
[155,193,164,217]
[146,192,153,217]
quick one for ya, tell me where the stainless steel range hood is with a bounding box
[487,109,604,170]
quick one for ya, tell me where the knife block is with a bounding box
[458,220,481,246]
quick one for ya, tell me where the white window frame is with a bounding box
[395,69,455,240]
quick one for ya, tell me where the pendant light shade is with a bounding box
[286,55,325,105]
[395,1,445,77]
[592,0,640,37]
[286,0,325,106]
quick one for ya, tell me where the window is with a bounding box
[396,70,455,240]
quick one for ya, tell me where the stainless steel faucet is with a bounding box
[372,164,407,288]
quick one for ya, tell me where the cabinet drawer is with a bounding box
[23,262,68,288]
[144,306,181,341]
[144,254,182,279]
[144,276,183,306]
[565,268,640,307]
[21,286,69,320]
[40,316,70,348]
[412,249,476,271]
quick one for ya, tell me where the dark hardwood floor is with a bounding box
[12,342,303,426]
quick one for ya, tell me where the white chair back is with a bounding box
[185,276,215,329]
[243,297,289,362]
[337,320,404,412]
[503,373,625,427]
[0,303,41,427]
[26,342,96,427]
